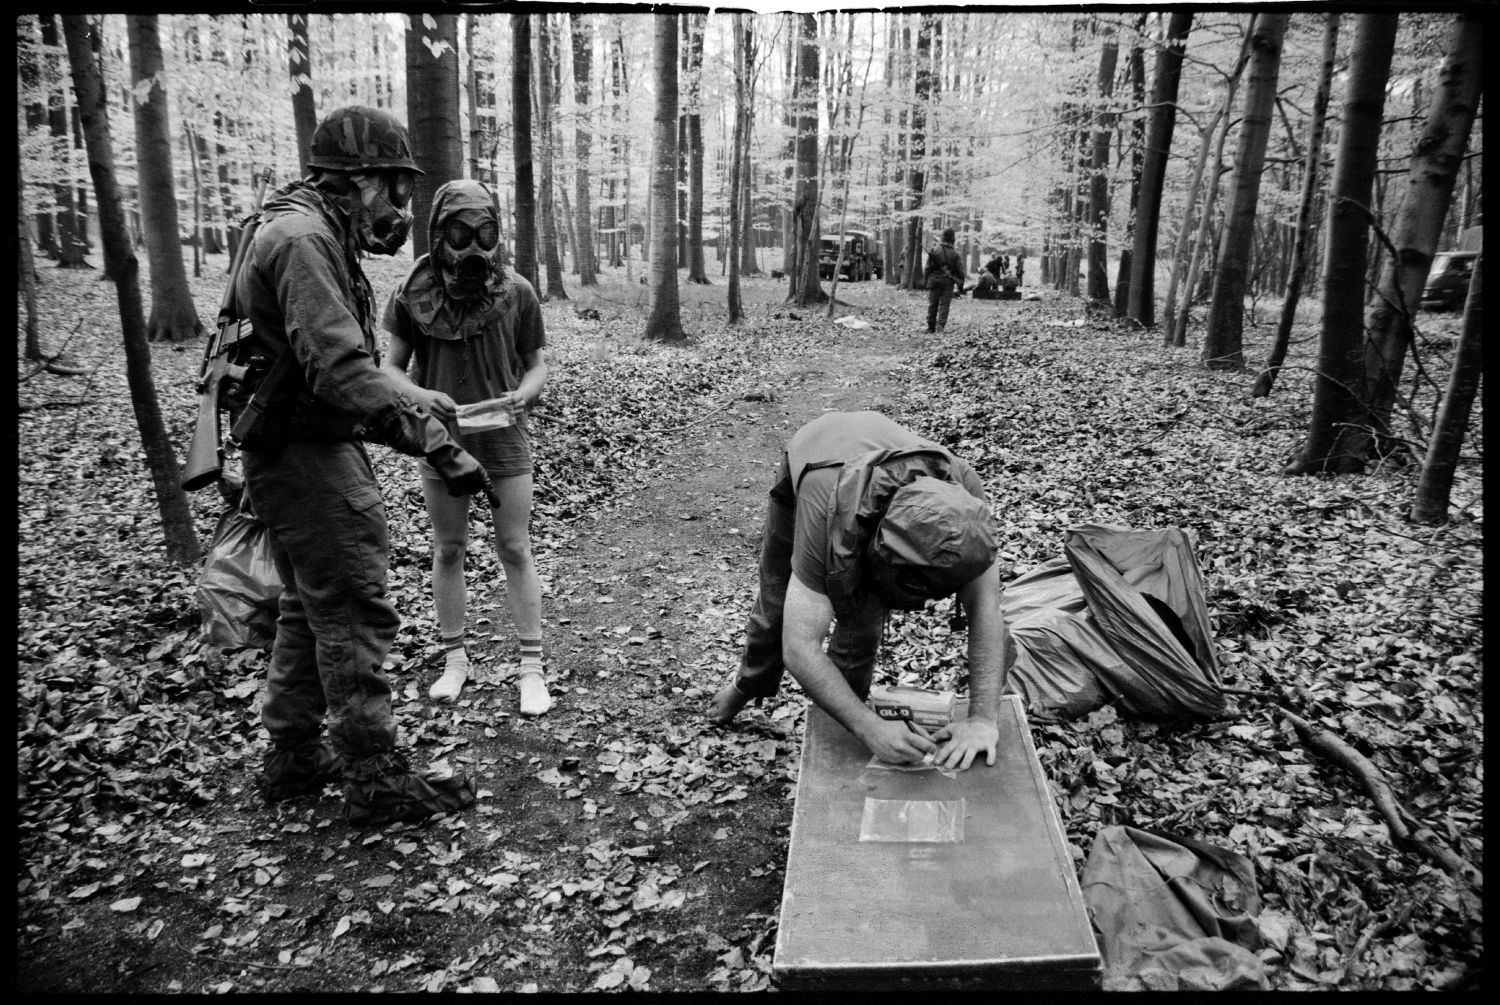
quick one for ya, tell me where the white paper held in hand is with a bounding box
[455,397,517,432]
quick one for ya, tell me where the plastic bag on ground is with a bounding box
[1081,825,1269,991]
[195,503,282,650]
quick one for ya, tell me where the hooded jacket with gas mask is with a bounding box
[231,105,491,503]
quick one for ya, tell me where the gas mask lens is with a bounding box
[443,218,499,251]
[389,172,415,208]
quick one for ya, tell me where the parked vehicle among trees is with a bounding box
[818,229,882,281]
[1422,251,1479,311]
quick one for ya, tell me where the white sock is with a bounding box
[430,639,469,702]
[517,639,550,716]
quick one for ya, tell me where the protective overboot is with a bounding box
[343,751,478,827]
[259,741,343,802]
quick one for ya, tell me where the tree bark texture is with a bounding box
[1086,25,1118,309]
[1360,11,1484,459]
[685,14,709,285]
[126,15,202,343]
[511,14,538,289]
[570,13,598,285]
[1202,12,1289,370]
[1410,255,1481,524]
[1113,19,1146,318]
[903,15,934,293]
[64,13,199,564]
[1287,13,1398,477]
[1253,13,1338,397]
[645,14,684,342]
[536,13,567,301]
[405,12,463,260]
[789,13,826,305]
[727,14,749,324]
[287,13,317,178]
[1125,11,1192,328]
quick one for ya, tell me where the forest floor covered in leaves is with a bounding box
[15,253,1482,992]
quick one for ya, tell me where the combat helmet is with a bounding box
[308,105,423,174]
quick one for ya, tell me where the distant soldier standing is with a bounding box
[924,227,966,334]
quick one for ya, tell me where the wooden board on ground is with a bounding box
[772,694,1101,990]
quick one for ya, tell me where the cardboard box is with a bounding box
[867,684,956,731]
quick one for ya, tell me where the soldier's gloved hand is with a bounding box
[373,401,500,506]
[428,441,498,505]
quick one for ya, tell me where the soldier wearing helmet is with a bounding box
[233,105,487,825]
[708,411,1010,772]
[380,180,553,716]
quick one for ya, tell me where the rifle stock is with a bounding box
[180,170,270,492]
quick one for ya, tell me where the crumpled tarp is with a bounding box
[1001,524,1225,720]
[1081,825,1269,991]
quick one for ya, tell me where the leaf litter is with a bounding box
[16,260,1481,991]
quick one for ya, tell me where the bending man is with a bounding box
[708,411,1008,770]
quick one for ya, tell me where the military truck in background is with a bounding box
[818,229,883,282]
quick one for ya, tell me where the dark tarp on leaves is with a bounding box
[195,505,281,651]
[1081,825,1268,991]
[1001,524,1225,719]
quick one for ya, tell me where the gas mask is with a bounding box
[348,170,415,255]
[436,208,501,300]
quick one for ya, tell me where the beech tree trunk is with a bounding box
[1360,11,1484,461]
[1253,13,1338,397]
[126,15,201,343]
[405,12,462,260]
[570,13,598,285]
[644,14,685,342]
[1202,12,1289,370]
[685,14,709,285]
[511,14,538,289]
[41,15,89,266]
[727,14,749,323]
[1124,11,1192,328]
[287,13,317,177]
[1286,13,1398,477]
[63,13,199,565]
[788,13,826,305]
[1113,18,1146,317]
[1411,256,1482,524]
[1086,24,1118,310]
[536,13,567,300]
[903,15,935,293]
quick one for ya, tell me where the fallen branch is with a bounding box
[173,938,311,972]
[1276,706,1481,890]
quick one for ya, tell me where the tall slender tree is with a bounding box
[1124,11,1192,328]
[903,15,935,292]
[287,13,317,177]
[40,16,89,265]
[684,13,710,284]
[1286,13,1399,476]
[727,13,750,323]
[536,13,567,300]
[63,13,199,565]
[645,14,685,342]
[1112,14,1147,316]
[788,12,826,305]
[512,13,538,289]
[1253,13,1338,397]
[1411,256,1482,524]
[126,14,202,343]
[1201,12,1289,370]
[1360,11,1483,460]
[570,13,598,285]
[405,12,462,259]
[1085,21,1118,310]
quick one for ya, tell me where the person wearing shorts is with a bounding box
[381,179,552,715]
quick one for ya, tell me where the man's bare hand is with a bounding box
[930,716,999,771]
[860,716,939,766]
